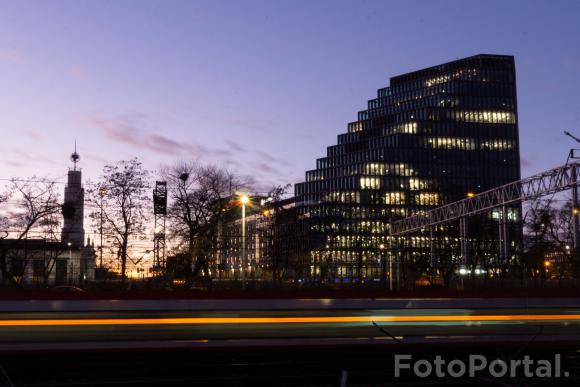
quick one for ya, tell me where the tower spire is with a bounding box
[70,140,80,170]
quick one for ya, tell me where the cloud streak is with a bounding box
[225,139,246,153]
[90,115,234,160]
[0,50,24,64]
[231,117,278,134]
[89,114,294,192]
[257,150,289,166]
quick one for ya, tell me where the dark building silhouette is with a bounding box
[294,54,521,284]
[61,169,85,247]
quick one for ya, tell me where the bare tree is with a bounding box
[522,197,580,279]
[88,159,151,286]
[162,161,244,283]
[258,185,292,283]
[0,178,61,285]
[0,186,12,283]
[549,201,580,277]
[9,178,61,239]
[0,186,11,240]
[522,199,554,278]
[37,205,67,286]
[520,197,578,280]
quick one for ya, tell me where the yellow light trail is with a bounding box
[1,314,580,327]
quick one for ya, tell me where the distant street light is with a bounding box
[240,194,249,290]
[67,242,72,283]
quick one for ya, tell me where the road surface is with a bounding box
[1,307,580,350]
[2,301,580,385]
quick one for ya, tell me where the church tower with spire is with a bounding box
[61,143,85,247]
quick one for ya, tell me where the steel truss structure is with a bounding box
[389,162,580,262]
[391,162,580,235]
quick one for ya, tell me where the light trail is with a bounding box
[1,314,580,326]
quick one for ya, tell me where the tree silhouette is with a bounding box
[88,159,151,286]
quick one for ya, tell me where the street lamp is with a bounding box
[544,260,551,280]
[67,242,72,283]
[240,194,249,290]
[379,244,386,290]
[379,244,393,291]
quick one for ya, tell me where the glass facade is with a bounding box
[294,54,521,284]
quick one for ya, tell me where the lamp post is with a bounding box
[389,250,393,292]
[67,242,72,283]
[240,194,249,290]
[99,187,108,268]
[379,244,386,290]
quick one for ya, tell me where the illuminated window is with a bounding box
[424,68,478,87]
[447,110,514,124]
[409,178,429,190]
[415,192,441,206]
[384,192,405,205]
[360,177,381,189]
[394,121,418,134]
[396,163,414,176]
[429,137,476,150]
[322,191,360,203]
[364,163,386,175]
[481,139,512,151]
[491,208,519,221]
[349,121,363,132]
[425,74,451,87]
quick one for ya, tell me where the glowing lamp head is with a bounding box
[240,195,249,205]
[573,207,580,216]
[263,209,270,217]
[544,260,551,267]
[467,192,475,198]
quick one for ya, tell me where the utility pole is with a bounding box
[240,194,249,290]
[99,187,107,268]
[379,244,386,291]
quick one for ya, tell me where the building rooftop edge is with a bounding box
[390,54,515,85]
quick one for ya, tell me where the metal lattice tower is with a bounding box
[153,181,167,272]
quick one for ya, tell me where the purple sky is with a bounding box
[1,0,580,192]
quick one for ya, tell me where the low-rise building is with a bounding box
[0,148,95,287]
[215,196,311,282]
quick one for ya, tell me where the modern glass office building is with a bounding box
[294,54,521,285]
